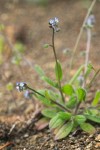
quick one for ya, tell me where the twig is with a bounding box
[70,0,97,70]
[0,142,13,150]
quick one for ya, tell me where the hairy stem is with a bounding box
[27,86,71,113]
[83,28,91,88]
[52,28,65,103]
[74,102,81,115]
[85,28,91,74]
[70,0,97,71]
[87,68,100,89]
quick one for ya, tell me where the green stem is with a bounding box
[52,28,65,103]
[74,102,81,115]
[27,86,71,113]
[87,69,100,89]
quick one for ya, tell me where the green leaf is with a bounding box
[34,65,45,77]
[85,115,100,123]
[84,63,95,79]
[11,55,22,65]
[80,123,96,134]
[62,84,74,96]
[35,90,52,106]
[76,87,86,102]
[6,83,14,91]
[43,43,49,48]
[42,76,58,88]
[92,90,100,106]
[84,109,99,116]
[42,108,57,118]
[75,115,86,125]
[58,112,72,120]
[55,60,63,81]
[66,95,77,109]
[14,42,25,53]
[69,65,84,84]
[55,121,74,140]
[49,115,65,129]
[0,36,4,53]
[44,90,61,101]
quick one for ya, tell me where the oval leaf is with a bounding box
[76,87,86,102]
[49,115,65,129]
[92,90,100,106]
[42,108,57,118]
[80,123,96,134]
[75,115,86,125]
[85,115,100,123]
[34,65,45,77]
[66,95,77,108]
[62,84,74,96]
[55,121,73,140]
[42,76,58,88]
[58,112,72,120]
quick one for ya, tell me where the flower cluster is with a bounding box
[49,17,60,32]
[24,90,33,99]
[85,14,95,28]
[16,82,27,92]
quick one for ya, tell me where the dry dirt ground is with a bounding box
[0,0,100,149]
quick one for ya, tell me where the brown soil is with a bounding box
[0,0,100,149]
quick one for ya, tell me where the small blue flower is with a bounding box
[77,75,84,86]
[16,82,27,92]
[85,14,95,28]
[49,17,60,32]
[24,90,32,99]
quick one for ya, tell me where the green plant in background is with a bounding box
[11,42,25,65]
[16,16,100,140]
[0,24,5,65]
[25,0,48,6]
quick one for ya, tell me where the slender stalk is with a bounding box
[87,68,100,89]
[52,28,65,103]
[70,0,97,71]
[83,28,91,88]
[27,86,71,113]
[74,102,81,115]
[85,28,91,74]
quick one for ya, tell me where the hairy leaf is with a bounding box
[76,87,86,102]
[62,84,74,96]
[85,114,100,123]
[42,108,57,118]
[34,65,45,77]
[42,76,58,88]
[80,123,96,134]
[49,115,65,129]
[75,115,86,125]
[55,121,74,140]
[92,90,100,106]
[69,65,84,84]
[66,95,77,109]
[58,112,72,120]
[36,90,52,106]
[55,60,63,81]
